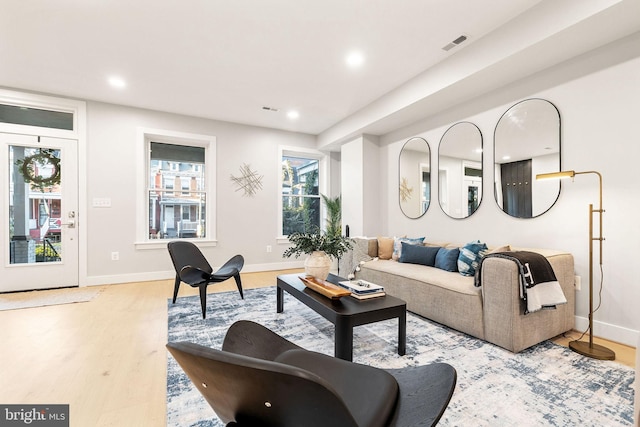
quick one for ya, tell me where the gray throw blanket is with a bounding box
[475,251,567,314]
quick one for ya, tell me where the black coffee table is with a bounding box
[276,273,407,361]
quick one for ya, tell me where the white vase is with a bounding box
[304,251,332,280]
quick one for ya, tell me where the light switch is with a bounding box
[92,197,112,208]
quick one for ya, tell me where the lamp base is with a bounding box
[569,340,615,360]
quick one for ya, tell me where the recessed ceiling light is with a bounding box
[346,51,365,68]
[287,110,300,120]
[108,76,126,89]
[502,155,511,160]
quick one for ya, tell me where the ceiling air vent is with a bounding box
[442,35,468,52]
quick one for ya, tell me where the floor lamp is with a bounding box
[536,170,615,360]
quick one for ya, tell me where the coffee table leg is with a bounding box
[335,321,353,361]
[398,310,406,356]
[277,286,284,313]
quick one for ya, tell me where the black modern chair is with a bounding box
[167,320,457,427]
[167,241,244,319]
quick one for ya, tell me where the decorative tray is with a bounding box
[299,276,351,299]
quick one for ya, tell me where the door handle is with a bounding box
[61,220,76,228]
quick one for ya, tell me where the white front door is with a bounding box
[1,132,79,291]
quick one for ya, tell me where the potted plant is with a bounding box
[283,227,352,280]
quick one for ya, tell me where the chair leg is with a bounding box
[172,275,181,303]
[199,284,208,319]
[234,274,244,299]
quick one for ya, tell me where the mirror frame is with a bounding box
[494,98,561,218]
[438,121,483,219]
[399,137,430,219]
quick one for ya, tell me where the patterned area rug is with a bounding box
[167,287,634,426]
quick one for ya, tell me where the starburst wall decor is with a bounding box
[399,177,413,201]
[231,163,263,197]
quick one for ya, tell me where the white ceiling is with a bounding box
[1,0,640,145]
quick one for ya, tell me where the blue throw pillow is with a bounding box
[399,243,440,267]
[457,241,489,276]
[435,247,460,272]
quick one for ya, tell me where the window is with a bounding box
[280,151,324,236]
[181,177,191,195]
[149,142,206,239]
[0,104,74,131]
[138,128,216,245]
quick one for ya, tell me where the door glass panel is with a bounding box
[9,145,63,264]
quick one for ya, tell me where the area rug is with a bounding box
[167,287,634,427]
[0,287,101,311]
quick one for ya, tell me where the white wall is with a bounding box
[85,101,317,284]
[377,33,640,346]
[362,134,381,236]
[340,134,380,237]
[341,137,365,237]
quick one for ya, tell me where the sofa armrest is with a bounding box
[480,252,575,352]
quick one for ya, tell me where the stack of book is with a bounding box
[338,279,386,300]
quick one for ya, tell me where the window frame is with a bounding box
[277,146,327,243]
[135,128,216,249]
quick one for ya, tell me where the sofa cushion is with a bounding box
[377,237,394,260]
[360,260,479,296]
[435,247,459,272]
[458,241,488,276]
[399,243,440,266]
[425,241,451,248]
[392,237,425,260]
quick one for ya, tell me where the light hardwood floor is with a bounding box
[0,270,635,426]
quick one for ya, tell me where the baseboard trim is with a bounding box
[574,315,638,348]
[84,261,305,287]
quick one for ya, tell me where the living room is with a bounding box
[1,0,639,425]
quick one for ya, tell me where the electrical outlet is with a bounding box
[574,275,581,291]
[266,245,272,253]
[111,251,119,261]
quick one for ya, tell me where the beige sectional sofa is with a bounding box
[339,237,575,353]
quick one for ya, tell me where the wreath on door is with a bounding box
[15,148,61,190]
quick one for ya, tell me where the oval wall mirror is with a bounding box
[399,137,430,219]
[438,122,483,219]
[494,98,561,218]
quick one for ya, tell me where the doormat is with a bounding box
[0,287,102,311]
